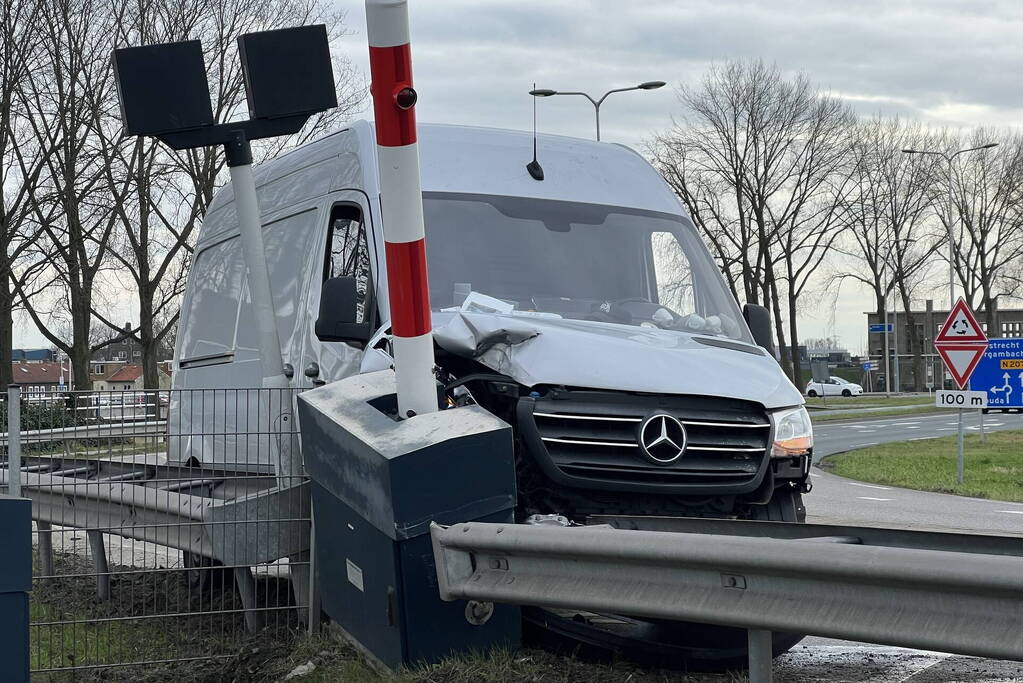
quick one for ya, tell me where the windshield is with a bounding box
[422,193,752,342]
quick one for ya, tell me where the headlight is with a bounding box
[770,406,813,457]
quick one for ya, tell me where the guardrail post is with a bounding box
[234,566,263,632]
[7,386,21,498]
[86,530,110,601]
[36,521,54,585]
[747,629,773,683]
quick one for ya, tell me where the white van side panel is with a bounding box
[171,205,328,470]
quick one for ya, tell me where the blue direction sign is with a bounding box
[861,361,877,371]
[969,338,1023,409]
[869,323,893,333]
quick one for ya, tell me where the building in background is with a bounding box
[12,348,56,363]
[865,300,1023,392]
[93,364,171,392]
[10,362,66,394]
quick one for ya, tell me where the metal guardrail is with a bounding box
[430,520,1023,681]
[0,420,167,445]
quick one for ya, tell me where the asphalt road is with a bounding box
[809,410,1023,535]
[786,409,1023,680]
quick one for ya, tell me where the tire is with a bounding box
[807,390,818,397]
[750,485,807,524]
[841,389,852,397]
[526,489,807,671]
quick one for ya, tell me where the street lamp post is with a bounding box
[529,81,666,141]
[902,143,998,308]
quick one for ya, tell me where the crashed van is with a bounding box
[172,120,812,661]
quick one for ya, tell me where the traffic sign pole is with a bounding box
[933,297,989,484]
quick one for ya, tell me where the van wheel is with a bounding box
[750,485,806,524]
[807,390,817,397]
[841,389,852,397]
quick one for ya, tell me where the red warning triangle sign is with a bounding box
[935,297,988,343]
[935,343,987,389]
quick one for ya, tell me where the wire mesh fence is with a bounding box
[1,386,312,679]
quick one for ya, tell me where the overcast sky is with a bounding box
[17,0,1023,353]
[333,0,1023,355]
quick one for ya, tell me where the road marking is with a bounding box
[857,496,893,501]
[849,482,892,490]
[852,442,879,447]
[999,510,1023,515]
[809,472,820,478]
[937,427,955,431]
[904,425,920,429]
[893,422,920,426]
[909,436,933,441]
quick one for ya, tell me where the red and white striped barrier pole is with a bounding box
[366,0,437,417]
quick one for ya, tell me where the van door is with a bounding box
[299,191,380,389]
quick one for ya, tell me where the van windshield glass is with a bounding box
[422,193,751,342]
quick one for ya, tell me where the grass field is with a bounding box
[822,430,1023,502]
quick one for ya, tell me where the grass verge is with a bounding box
[804,395,932,409]
[228,627,746,682]
[810,405,945,423]
[820,429,1023,502]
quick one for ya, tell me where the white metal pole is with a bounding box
[227,134,296,478]
[367,0,438,418]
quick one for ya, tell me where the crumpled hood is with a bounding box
[433,311,804,409]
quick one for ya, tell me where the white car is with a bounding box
[805,376,863,397]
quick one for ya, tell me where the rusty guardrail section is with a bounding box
[430,519,1023,681]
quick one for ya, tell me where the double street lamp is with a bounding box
[902,143,998,307]
[529,81,666,141]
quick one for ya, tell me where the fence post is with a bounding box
[308,507,320,634]
[747,629,774,683]
[7,386,21,498]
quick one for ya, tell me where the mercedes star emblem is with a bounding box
[638,413,687,464]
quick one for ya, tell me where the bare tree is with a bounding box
[0,0,50,387]
[88,0,365,390]
[13,0,129,390]
[836,117,939,391]
[652,60,855,383]
[939,129,1023,335]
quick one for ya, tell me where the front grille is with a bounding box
[518,389,772,493]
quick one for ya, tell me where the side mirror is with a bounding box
[316,276,372,344]
[742,303,776,356]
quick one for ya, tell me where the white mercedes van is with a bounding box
[172,120,811,525]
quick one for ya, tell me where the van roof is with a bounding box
[200,121,683,243]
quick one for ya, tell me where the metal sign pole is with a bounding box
[226,134,296,479]
[957,408,965,483]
